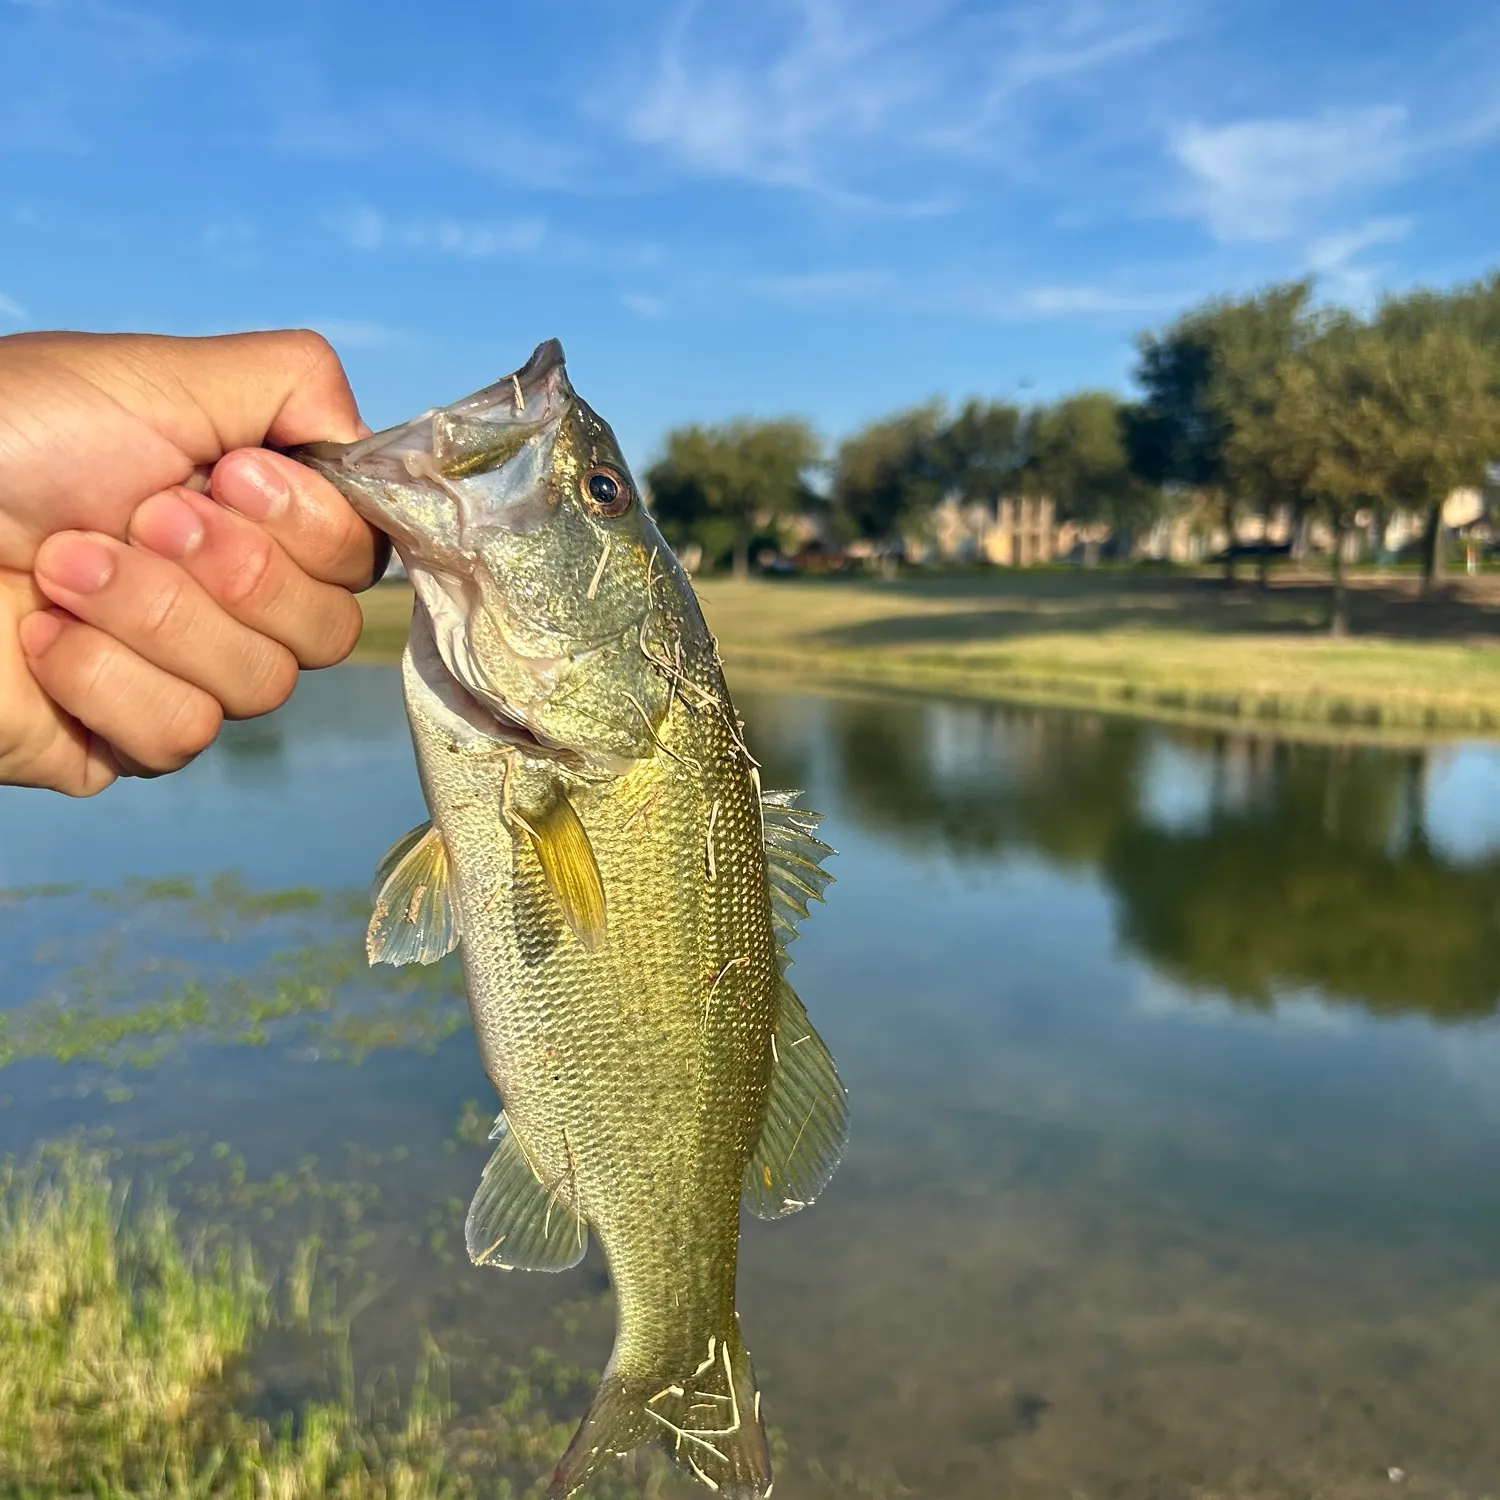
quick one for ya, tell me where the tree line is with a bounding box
[645,271,1500,612]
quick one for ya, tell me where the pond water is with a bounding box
[4,668,1500,1500]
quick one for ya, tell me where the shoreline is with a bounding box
[351,573,1500,745]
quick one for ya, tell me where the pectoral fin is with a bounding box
[743,978,849,1219]
[367,822,461,967]
[466,1113,587,1272]
[519,792,607,950]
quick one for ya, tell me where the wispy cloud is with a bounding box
[621,292,665,318]
[748,266,1190,323]
[271,93,586,194]
[325,206,547,258]
[1170,106,1409,244]
[626,0,1181,203]
[754,269,897,302]
[0,0,200,151]
[949,281,1191,322]
[1305,215,1411,305]
[1012,284,1186,318]
[0,293,27,322]
[306,317,405,351]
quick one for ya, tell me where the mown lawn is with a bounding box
[352,567,1500,738]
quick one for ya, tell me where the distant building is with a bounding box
[928,494,1057,566]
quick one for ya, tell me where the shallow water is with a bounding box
[4,668,1500,1499]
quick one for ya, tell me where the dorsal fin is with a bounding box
[466,1112,588,1272]
[761,789,835,972]
[744,977,849,1219]
[367,822,462,967]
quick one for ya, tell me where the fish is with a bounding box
[290,340,848,1499]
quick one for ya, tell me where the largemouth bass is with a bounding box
[292,341,847,1499]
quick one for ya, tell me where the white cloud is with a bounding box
[754,269,896,302]
[1013,284,1185,317]
[626,0,1180,202]
[1305,215,1411,303]
[325,206,546,258]
[621,292,664,318]
[1170,106,1409,244]
[938,280,1190,322]
[0,293,26,322]
[306,318,402,351]
[0,0,200,151]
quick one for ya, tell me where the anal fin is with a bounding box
[466,1113,587,1272]
[367,822,461,967]
[743,978,849,1220]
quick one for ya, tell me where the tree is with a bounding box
[1369,301,1500,591]
[830,402,949,558]
[645,419,822,578]
[934,398,1027,505]
[1129,281,1315,582]
[1027,391,1161,545]
[1230,315,1389,634]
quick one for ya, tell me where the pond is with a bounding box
[3,667,1500,1500]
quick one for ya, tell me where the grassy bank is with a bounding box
[353,568,1500,739]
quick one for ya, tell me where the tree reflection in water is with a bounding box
[742,687,1500,1022]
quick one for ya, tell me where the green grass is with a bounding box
[0,1144,674,1499]
[353,569,1500,739]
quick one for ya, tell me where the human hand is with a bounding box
[0,330,388,795]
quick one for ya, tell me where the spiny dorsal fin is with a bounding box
[743,978,849,1220]
[466,1112,588,1272]
[762,788,835,972]
[519,791,607,951]
[367,822,462,967]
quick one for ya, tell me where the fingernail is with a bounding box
[18,609,66,659]
[218,454,290,520]
[39,536,114,594]
[132,491,205,560]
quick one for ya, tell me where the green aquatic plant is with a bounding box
[1,905,469,1075]
[0,1143,682,1499]
[0,1143,266,1489]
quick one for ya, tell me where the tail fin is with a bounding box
[550,1328,771,1499]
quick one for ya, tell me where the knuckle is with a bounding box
[258,648,300,710]
[298,597,363,669]
[136,570,192,646]
[287,328,341,382]
[228,643,299,718]
[158,692,222,764]
[217,532,279,610]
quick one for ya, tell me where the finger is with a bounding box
[128,488,364,669]
[211,448,389,591]
[32,530,299,720]
[9,328,368,460]
[1,575,119,796]
[18,608,222,776]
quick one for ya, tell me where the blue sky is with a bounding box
[2,0,1497,466]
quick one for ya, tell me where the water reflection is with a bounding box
[5,670,1500,1498]
[741,687,1500,1022]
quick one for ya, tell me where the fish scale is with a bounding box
[291,340,848,1499]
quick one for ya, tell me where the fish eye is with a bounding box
[580,465,634,518]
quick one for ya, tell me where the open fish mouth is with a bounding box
[288,340,573,541]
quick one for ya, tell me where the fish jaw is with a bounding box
[290,338,572,553]
[289,339,676,765]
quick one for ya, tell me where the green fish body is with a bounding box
[293,342,846,1499]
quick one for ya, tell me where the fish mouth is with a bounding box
[288,339,572,518]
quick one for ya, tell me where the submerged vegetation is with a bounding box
[0,875,468,1075]
[0,1143,851,1500]
[0,1143,456,1499]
